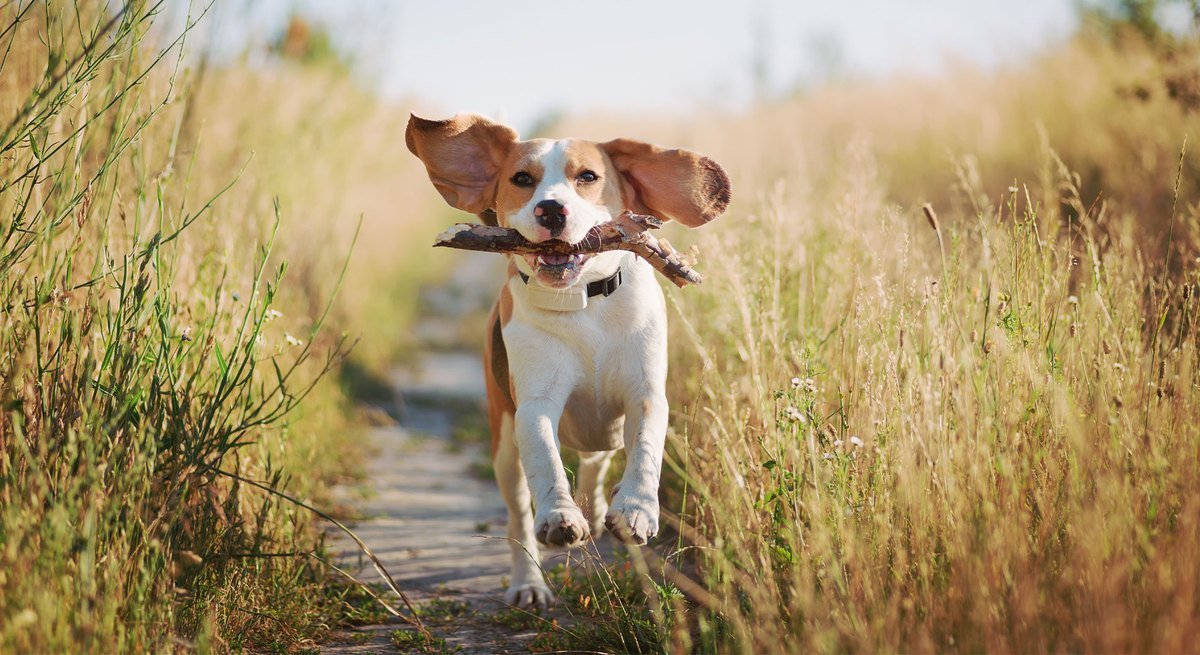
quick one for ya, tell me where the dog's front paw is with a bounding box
[505,580,556,610]
[605,492,659,545]
[534,504,591,547]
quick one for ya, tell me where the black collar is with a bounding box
[518,268,623,298]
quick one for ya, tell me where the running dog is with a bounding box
[405,113,730,608]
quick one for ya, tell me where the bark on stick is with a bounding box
[433,211,703,287]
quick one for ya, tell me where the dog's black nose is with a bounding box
[534,199,568,235]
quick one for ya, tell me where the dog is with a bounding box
[405,113,730,609]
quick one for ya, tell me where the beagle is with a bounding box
[405,114,730,609]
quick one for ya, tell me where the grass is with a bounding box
[518,18,1200,655]
[553,24,1200,655]
[0,2,435,652]
[658,168,1200,652]
[390,628,459,654]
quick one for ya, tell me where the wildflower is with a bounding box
[1113,362,1124,371]
[790,376,802,388]
[784,406,806,423]
[180,327,192,342]
[264,309,283,321]
[284,333,304,347]
[833,439,844,448]
[803,377,818,394]
[232,292,241,302]
[850,436,864,447]
[822,453,834,461]
[1067,295,1079,305]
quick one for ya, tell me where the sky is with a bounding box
[198,0,1084,132]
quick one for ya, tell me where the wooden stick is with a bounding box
[433,211,703,287]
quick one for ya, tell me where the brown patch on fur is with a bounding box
[485,262,520,455]
[498,262,516,324]
[492,142,548,226]
[600,138,732,227]
[563,140,620,208]
[485,302,516,456]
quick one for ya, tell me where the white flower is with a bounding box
[284,333,303,347]
[1113,362,1124,371]
[833,439,844,448]
[790,377,802,388]
[1067,296,1079,305]
[850,436,864,448]
[803,378,818,393]
[180,327,192,342]
[784,406,805,422]
[231,292,241,302]
[264,309,283,321]
[822,452,834,461]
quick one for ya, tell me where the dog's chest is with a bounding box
[553,309,652,450]
[505,260,667,448]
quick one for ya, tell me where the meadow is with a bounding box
[580,26,1200,655]
[2,2,1198,653]
[0,2,440,652]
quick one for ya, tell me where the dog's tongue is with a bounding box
[541,254,571,266]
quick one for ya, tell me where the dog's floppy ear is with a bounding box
[406,113,519,215]
[601,139,731,227]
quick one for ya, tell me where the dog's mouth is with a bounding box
[525,253,591,288]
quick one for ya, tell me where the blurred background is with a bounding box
[196,0,1091,130]
[161,0,1200,362]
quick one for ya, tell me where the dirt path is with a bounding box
[320,252,579,654]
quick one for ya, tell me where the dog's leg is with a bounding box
[494,413,555,609]
[575,450,615,536]
[512,398,590,549]
[606,395,668,544]
[505,329,590,548]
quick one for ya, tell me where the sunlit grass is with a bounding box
[544,25,1200,655]
[659,157,1199,652]
[0,2,431,651]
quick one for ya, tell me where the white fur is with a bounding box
[493,140,669,608]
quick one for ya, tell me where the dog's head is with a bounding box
[406,113,731,289]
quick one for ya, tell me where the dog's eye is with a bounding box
[577,170,599,184]
[511,172,535,187]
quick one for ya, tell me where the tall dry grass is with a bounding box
[665,159,1198,653]
[0,2,436,651]
[549,30,1200,655]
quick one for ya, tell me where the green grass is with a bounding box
[0,2,386,651]
[390,628,460,654]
